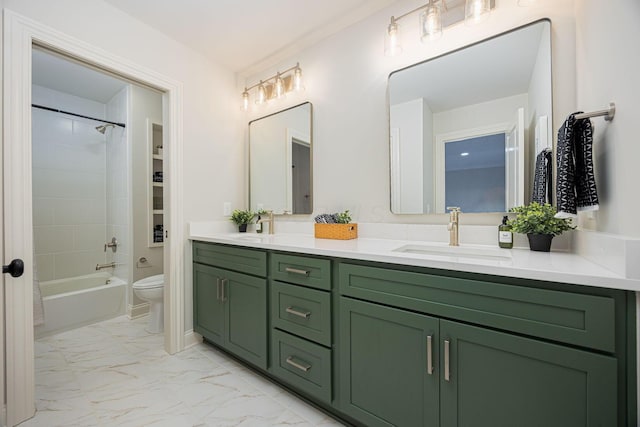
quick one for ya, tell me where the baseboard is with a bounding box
[183,330,202,349]
[127,302,150,319]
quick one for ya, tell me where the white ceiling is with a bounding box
[389,22,546,111]
[103,0,399,73]
[32,48,128,103]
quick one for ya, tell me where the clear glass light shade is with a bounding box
[384,20,402,57]
[293,66,304,92]
[420,4,442,42]
[256,83,266,105]
[465,0,491,25]
[241,91,249,111]
[274,74,285,98]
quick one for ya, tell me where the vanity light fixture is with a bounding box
[241,63,304,111]
[465,0,491,24]
[385,0,495,57]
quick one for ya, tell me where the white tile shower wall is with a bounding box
[106,86,131,284]
[32,85,108,281]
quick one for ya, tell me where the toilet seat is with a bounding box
[133,274,164,289]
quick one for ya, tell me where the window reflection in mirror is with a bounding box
[389,20,551,214]
[249,102,312,214]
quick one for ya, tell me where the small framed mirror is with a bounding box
[249,102,313,214]
[388,20,552,214]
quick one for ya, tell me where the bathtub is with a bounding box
[35,272,127,338]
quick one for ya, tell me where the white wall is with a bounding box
[1,0,242,333]
[242,0,576,225]
[575,0,640,238]
[32,85,108,281]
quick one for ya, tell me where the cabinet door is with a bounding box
[193,263,225,346]
[340,297,439,427]
[223,269,268,370]
[440,320,617,427]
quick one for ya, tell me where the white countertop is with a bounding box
[189,231,640,292]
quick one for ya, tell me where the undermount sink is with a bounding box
[392,244,512,261]
[228,233,270,243]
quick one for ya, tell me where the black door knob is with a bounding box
[3,259,24,278]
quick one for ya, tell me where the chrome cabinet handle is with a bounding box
[285,306,311,319]
[285,267,310,277]
[444,339,450,382]
[427,335,433,375]
[286,356,311,372]
[216,277,221,301]
[221,278,227,302]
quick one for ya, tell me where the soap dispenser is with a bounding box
[498,216,513,249]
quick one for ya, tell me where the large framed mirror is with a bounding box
[249,102,312,214]
[389,20,552,214]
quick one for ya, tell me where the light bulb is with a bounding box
[420,3,442,42]
[241,90,249,111]
[293,65,304,92]
[465,0,490,25]
[256,82,266,105]
[384,18,402,57]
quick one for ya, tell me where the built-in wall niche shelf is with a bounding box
[148,120,164,247]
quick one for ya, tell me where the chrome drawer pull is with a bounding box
[444,339,450,382]
[216,277,221,301]
[285,267,310,277]
[286,356,311,372]
[221,278,227,302]
[285,306,311,319]
[427,335,433,375]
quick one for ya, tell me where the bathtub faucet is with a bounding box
[96,262,116,270]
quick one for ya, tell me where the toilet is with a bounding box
[132,274,164,333]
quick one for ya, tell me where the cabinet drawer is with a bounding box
[271,329,332,404]
[271,253,331,290]
[193,241,266,277]
[271,281,331,346]
[339,263,616,353]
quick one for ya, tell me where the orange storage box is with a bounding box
[314,223,358,240]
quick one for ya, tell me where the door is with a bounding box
[339,297,439,427]
[291,141,311,214]
[440,320,617,427]
[193,264,225,346]
[505,107,525,210]
[224,269,267,369]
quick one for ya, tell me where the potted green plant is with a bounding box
[508,202,575,252]
[230,209,255,232]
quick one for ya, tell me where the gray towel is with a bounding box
[555,113,599,218]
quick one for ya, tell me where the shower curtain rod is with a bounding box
[31,104,126,128]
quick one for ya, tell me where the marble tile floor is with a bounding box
[22,315,345,427]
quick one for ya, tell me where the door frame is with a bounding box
[3,9,185,425]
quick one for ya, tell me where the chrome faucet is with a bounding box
[257,210,274,234]
[96,262,116,270]
[447,207,461,246]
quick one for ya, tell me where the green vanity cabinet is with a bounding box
[269,253,334,403]
[339,297,440,427]
[192,242,634,427]
[193,244,268,370]
[439,320,617,427]
[339,262,626,427]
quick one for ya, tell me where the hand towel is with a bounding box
[531,149,552,204]
[555,113,599,218]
